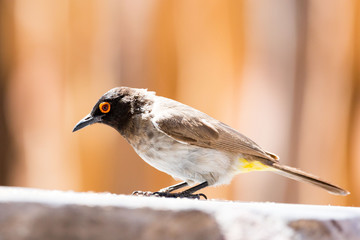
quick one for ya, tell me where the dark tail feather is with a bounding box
[271,163,349,196]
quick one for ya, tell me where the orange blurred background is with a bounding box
[0,0,359,206]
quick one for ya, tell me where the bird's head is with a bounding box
[72,87,154,133]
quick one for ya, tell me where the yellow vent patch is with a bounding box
[238,158,271,173]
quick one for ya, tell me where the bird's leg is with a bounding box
[158,182,189,193]
[177,181,208,199]
[154,181,209,199]
[132,182,209,199]
[131,182,188,197]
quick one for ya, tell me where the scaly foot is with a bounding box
[132,190,207,200]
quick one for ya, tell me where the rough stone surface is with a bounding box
[0,203,221,240]
[0,187,359,240]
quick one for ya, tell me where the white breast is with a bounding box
[131,129,239,186]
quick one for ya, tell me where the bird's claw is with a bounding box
[160,191,207,200]
[132,190,207,200]
[197,193,208,200]
[132,191,154,196]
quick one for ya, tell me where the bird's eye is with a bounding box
[99,102,111,113]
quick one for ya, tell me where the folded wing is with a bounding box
[151,97,278,163]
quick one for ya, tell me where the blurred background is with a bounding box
[0,0,359,206]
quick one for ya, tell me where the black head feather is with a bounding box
[73,87,154,133]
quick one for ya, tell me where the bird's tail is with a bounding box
[271,163,349,196]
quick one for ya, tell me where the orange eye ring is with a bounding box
[99,102,111,113]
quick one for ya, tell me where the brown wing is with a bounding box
[151,97,278,162]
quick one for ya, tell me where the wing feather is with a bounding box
[151,97,278,162]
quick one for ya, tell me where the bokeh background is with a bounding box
[0,0,359,206]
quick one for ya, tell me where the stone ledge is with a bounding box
[0,187,359,240]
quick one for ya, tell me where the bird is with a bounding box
[73,87,349,199]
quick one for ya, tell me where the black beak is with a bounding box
[72,114,99,132]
